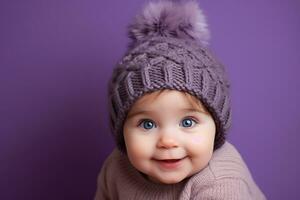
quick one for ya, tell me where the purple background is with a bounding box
[1,0,299,199]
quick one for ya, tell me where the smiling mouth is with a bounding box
[158,159,182,162]
[154,156,186,161]
[153,157,186,169]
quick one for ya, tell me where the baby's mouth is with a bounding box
[159,159,182,163]
[154,156,186,161]
[153,156,187,161]
[153,157,186,169]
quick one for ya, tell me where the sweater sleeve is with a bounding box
[191,178,253,200]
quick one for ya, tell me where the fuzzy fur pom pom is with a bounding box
[128,0,210,46]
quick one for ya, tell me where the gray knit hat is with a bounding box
[107,0,232,153]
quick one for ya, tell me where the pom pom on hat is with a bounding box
[128,0,210,47]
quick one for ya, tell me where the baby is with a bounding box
[94,0,266,199]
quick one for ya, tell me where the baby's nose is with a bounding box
[156,130,179,149]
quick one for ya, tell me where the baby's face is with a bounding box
[123,90,216,184]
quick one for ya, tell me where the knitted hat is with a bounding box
[107,0,232,153]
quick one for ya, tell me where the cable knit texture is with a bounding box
[94,141,266,200]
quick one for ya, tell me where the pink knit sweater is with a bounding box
[94,141,266,200]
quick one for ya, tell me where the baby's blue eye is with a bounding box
[181,118,197,128]
[140,120,156,130]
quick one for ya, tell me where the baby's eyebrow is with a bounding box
[126,108,205,120]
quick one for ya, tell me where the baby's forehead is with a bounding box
[128,90,208,115]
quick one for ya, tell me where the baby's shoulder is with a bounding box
[207,141,253,181]
[185,142,266,200]
[99,148,122,177]
[102,148,122,168]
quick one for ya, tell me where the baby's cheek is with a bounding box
[185,135,205,156]
[127,138,144,154]
[187,135,213,168]
[189,135,205,145]
[127,134,153,156]
[187,134,213,155]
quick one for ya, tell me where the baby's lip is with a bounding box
[153,156,187,161]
